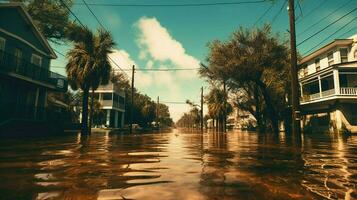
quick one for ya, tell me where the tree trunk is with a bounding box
[253,84,265,133]
[88,88,95,134]
[256,81,279,134]
[81,86,89,135]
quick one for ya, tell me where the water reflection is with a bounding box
[0,130,356,199]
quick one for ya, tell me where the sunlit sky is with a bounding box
[50,0,357,121]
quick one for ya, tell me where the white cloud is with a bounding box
[136,17,200,70]
[133,17,204,122]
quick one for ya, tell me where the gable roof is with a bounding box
[0,2,57,58]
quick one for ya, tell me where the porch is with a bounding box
[300,69,357,104]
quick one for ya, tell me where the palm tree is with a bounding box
[66,26,115,134]
[205,87,232,132]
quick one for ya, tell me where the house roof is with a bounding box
[0,2,57,58]
[300,39,353,65]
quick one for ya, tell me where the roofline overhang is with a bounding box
[0,2,57,59]
[299,39,353,65]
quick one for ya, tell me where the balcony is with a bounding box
[301,87,357,103]
[0,50,67,92]
[101,99,125,110]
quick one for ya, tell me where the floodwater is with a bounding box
[0,130,356,200]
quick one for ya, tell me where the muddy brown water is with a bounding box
[0,130,356,199]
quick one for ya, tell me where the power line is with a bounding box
[53,48,66,57]
[303,16,357,55]
[81,0,107,30]
[119,68,201,71]
[297,0,353,37]
[81,0,130,78]
[253,3,274,27]
[59,0,130,78]
[74,0,267,7]
[160,101,192,105]
[271,0,287,25]
[296,0,327,25]
[59,0,85,28]
[297,7,357,47]
[336,23,357,39]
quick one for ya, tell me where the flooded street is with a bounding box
[0,130,356,200]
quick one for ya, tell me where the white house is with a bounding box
[93,83,125,128]
[298,34,357,133]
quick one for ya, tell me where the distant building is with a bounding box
[229,107,256,130]
[92,83,125,128]
[0,3,67,127]
[298,35,357,133]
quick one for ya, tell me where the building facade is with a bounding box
[0,3,67,126]
[298,35,357,133]
[93,83,125,128]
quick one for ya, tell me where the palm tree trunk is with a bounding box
[81,86,89,135]
[88,87,94,134]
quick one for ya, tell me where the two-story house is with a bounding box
[0,3,68,129]
[298,35,357,133]
[92,82,125,128]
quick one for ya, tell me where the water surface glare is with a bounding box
[0,130,356,199]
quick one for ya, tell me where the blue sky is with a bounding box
[50,0,357,121]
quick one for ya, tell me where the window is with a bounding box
[327,52,334,66]
[340,48,348,63]
[102,93,112,100]
[31,54,42,67]
[14,48,22,71]
[315,58,320,71]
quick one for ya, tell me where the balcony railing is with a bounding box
[340,87,357,95]
[321,89,335,97]
[0,50,67,91]
[100,100,125,110]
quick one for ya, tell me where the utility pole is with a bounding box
[288,0,301,136]
[157,96,160,131]
[201,87,204,133]
[223,80,227,133]
[130,65,135,134]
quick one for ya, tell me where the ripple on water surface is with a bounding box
[0,130,356,199]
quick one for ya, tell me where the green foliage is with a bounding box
[12,0,74,41]
[200,24,291,133]
[65,26,114,134]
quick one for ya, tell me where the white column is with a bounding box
[318,76,322,98]
[333,69,340,95]
[106,109,110,127]
[335,109,343,130]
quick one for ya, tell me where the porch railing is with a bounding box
[321,89,335,97]
[0,50,67,91]
[100,100,125,110]
[340,87,357,95]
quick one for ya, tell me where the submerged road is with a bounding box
[0,130,356,199]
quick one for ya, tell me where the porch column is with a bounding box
[106,109,110,127]
[318,76,322,98]
[333,69,340,95]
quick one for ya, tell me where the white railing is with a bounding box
[310,93,321,100]
[321,89,335,97]
[340,87,357,95]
